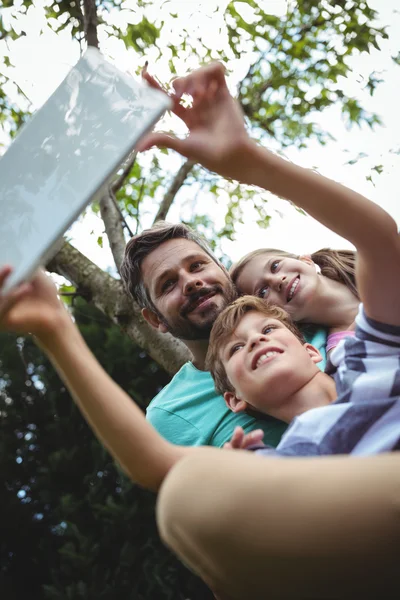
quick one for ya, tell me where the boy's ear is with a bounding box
[224,391,248,413]
[142,307,168,334]
[304,343,322,365]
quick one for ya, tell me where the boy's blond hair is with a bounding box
[206,296,305,395]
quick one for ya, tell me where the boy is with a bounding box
[207,295,400,455]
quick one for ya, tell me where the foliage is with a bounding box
[0,0,393,239]
[0,299,212,599]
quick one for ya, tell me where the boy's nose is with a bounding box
[249,334,267,351]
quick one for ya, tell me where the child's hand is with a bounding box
[0,267,69,342]
[139,62,254,181]
[224,426,265,451]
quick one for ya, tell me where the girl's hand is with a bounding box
[139,62,255,181]
[0,267,69,341]
[224,426,265,451]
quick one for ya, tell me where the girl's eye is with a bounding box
[258,286,270,299]
[271,260,280,273]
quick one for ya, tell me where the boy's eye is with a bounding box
[262,324,276,335]
[271,260,280,273]
[229,343,243,357]
[258,286,270,299]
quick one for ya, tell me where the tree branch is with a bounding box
[99,192,128,271]
[99,152,138,270]
[82,0,99,48]
[153,159,194,224]
[111,151,138,194]
[47,241,190,375]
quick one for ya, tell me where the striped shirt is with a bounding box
[256,305,400,457]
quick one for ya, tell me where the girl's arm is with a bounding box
[140,63,400,326]
[245,145,400,326]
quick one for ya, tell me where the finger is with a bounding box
[242,429,264,448]
[136,132,190,157]
[173,62,227,98]
[142,67,188,122]
[142,67,166,94]
[233,426,246,448]
[0,282,32,320]
[0,266,12,288]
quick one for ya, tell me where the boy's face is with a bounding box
[220,311,321,415]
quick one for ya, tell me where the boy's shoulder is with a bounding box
[327,304,400,400]
[328,304,400,373]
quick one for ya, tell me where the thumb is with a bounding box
[136,132,189,157]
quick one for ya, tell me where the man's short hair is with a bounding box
[206,296,305,395]
[120,221,221,311]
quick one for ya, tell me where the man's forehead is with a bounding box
[142,238,210,278]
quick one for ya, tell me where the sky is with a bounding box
[1,0,399,271]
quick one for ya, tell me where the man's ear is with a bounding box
[142,307,168,334]
[304,343,322,365]
[224,391,248,413]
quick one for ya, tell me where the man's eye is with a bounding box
[190,261,204,271]
[229,343,243,357]
[258,286,270,299]
[161,280,175,293]
[271,260,280,273]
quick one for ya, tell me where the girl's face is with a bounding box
[234,253,319,322]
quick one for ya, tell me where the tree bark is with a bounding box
[99,193,127,272]
[82,0,99,48]
[47,241,190,375]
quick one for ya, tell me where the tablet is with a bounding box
[0,47,171,292]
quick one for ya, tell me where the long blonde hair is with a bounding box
[230,247,359,300]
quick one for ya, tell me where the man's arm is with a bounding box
[0,269,192,491]
[140,63,400,326]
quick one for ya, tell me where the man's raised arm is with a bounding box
[0,269,192,491]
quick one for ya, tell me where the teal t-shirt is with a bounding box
[146,326,328,448]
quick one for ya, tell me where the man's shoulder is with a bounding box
[149,362,217,408]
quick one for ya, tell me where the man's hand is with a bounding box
[0,267,69,343]
[139,62,255,181]
[224,426,265,451]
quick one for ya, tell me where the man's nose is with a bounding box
[183,275,203,295]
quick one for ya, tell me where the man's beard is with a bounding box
[158,280,237,341]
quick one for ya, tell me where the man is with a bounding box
[119,221,287,447]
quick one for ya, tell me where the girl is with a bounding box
[230,246,359,353]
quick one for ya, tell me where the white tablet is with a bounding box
[0,48,171,292]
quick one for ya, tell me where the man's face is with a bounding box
[221,311,321,414]
[142,238,237,340]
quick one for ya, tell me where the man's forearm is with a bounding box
[241,141,397,251]
[38,316,190,491]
